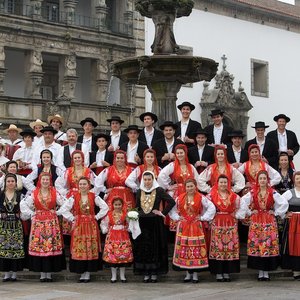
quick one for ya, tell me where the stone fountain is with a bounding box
[112,0,218,124]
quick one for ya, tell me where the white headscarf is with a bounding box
[139,171,160,193]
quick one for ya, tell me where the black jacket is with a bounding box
[204,123,233,145]
[175,119,202,147]
[138,128,164,147]
[77,134,97,152]
[119,141,149,164]
[226,144,248,164]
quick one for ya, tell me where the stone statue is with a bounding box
[29,50,43,72]
[65,55,76,76]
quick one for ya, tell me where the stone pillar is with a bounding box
[95,0,108,30]
[124,0,133,34]
[94,51,109,104]
[63,0,78,25]
[30,0,43,19]
[0,46,6,96]
[25,50,44,99]
[62,54,77,100]
[0,0,5,13]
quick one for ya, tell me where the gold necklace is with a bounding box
[141,190,156,214]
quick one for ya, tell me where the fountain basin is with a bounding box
[112,55,218,85]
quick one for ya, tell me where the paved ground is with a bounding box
[0,276,300,300]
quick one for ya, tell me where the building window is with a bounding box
[4,0,23,15]
[251,59,269,98]
[41,1,59,22]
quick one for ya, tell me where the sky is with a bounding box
[278,0,295,4]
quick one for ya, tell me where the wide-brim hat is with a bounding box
[29,119,48,129]
[124,125,141,133]
[95,133,110,142]
[193,129,209,138]
[209,109,224,116]
[228,130,245,138]
[80,117,98,128]
[273,114,290,123]
[40,126,58,134]
[251,121,269,129]
[20,128,37,137]
[3,124,22,134]
[177,101,195,111]
[47,114,64,125]
[159,121,178,130]
[106,116,124,124]
[139,112,158,123]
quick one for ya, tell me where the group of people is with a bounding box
[0,101,299,284]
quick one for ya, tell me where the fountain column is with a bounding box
[0,46,6,96]
[63,0,78,25]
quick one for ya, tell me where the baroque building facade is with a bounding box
[0,0,145,133]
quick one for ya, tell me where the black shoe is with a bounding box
[143,278,150,283]
[121,279,127,283]
[183,278,191,283]
[10,278,17,282]
[110,279,117,283]
[192,279,199,283]
[2,278,10,282]
[216,278,224,282]
[84,279,90,283]
[150,279,157,283]
[78,279,85,283]
[40,278,47,282]
[294,275,300,280]
[46,278,53,282]
[264,277,270,281]
[224,278,231,282]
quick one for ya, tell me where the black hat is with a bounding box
[273,114,290,123]
[251,121,269,129]
[20,128,37,137]
[124,125,141,133]
[106,116,124,124]
[139,112,158,123]
[95,133,110,142]
[193,129,209,138]
[159,121,178,130]
[177,101,195,111]
[209,109,224,116]
[80,117,98,128]
[40,126,58,134]
[228,130,245,138]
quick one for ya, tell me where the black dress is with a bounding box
[0,191,25,272]
[134,187,175,275]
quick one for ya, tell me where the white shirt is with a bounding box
[127,141,139,165]
[233,147,242,163]
[213,124,223,145]
[180,119,189,140]
[96,149,106,167]
[33,141,62,168]
[165,138,174,153]
[32,136,44,149]
[82,135,92,152]
[256,138,265,154]
[144,127,154,147]
[13,146,36,169]
[4,138,23,146]
[55,131,67,141]
[197,145,205,161]
[277,130,288,152]
[110,130,121,151]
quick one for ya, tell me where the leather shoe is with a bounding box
[294,275,300,280]
[10,278,17,282]
[264,277,270,281]
[46,278,53,282]
[40,278,47,282]
[84,279,90,283]
[150,279,157,283]
[121,279,127,283]
[216,278,224,282]
[192,279,199,283]
[110,279,117,283]
[183,278,191,283]
[78,279,85,283]
[2,278,10,282]
[143,278,150,283]
[224,278,231,282]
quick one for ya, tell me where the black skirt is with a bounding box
[0,258,24,272]
[247,256,280,271]
[28,253,66,272]
[69,255,102,274]
[134,215,169,275]
[209,259,240,274]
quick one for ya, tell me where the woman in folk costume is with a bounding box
[198,146,245,194]
[20,172,65,282]
[238,144,281,188]
[169,178,215,283]
[101,197,134,283]
[281,171,300,279]
[55,150,94,237]
[208,174,243,282]
[134,171,175,283]
[125,149,160,192]
[95,150,135,210]
[240,170,288,281]
[0,173,25,282]
[158,144,199,231]
[58,176,108,283]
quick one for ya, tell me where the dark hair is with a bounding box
[279,151,289,158]
[6,160,18,171]
[4,173,17,191]
[143,171,154,179]
[112,197,123,205]
[217,174,229,182]
[185,178,197,186]
[293,171,300,182]
[40,149,53,160]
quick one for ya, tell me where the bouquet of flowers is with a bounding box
[127,209,141,239]
[127,209,139,221]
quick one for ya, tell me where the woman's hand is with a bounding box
[152,209,165,218]
[286,212,293,219]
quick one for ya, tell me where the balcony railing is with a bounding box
[0,4,133,36]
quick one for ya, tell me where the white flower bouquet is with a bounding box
[127,210,139,221]
[127,210,141,239]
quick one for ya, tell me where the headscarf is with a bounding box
[139,171,160,192]
[248,144,261,161]
[113,149,128,167]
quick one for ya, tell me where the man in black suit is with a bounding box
[89,133,113,175]
[175,101,202,148]
[204,109,233,146]
[152,121,184,168]
[226,130,248,168]
[138,112,164,147]
[266,114,299,163]
[106,116,129,152]
[188,130,214,174]
[77,117,98,152]
[244,121,278,169]
[119,125,149,168]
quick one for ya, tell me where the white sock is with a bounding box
[120,267,126,281]
[192,272,198,281]
[144,275,150,280]
[40,272,46,279]
[11,272,17,279]
[293,271,300,277]
[184,271,191,280]
[223,273,230,279]
[263,271,269,278]
[46,273,52,279]
[151,274,157,280]
[4,272,10,279]
[258,270,264,278]
[216,274,223,280]
[85,272,90,280]
[80,272,86,280]
[111,267,117,281]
